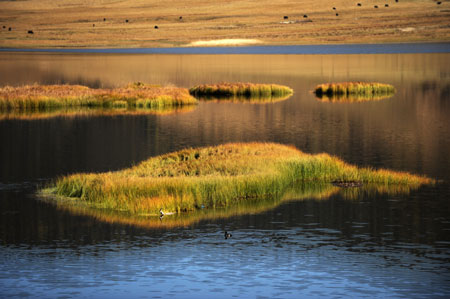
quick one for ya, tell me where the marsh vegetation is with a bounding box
[189,83,293,101]
[42,143,433,216]
[0,83,197,111]
[314,82,395,101]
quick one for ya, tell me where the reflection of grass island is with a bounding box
[315,94,394,103]
[43,182,424,229]
[41,143,433,216]
[44,182,339,229]
[314,82,395,102]
[0,106,197,121]
[193,93,293,104]
[0,82,197,110]
[189,83,293,101]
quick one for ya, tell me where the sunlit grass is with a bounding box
[41,143,433,215]
[0,83,198,110]
[189,83,293,100]
[314,82,395,101]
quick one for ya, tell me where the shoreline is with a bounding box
[1,42,449,55]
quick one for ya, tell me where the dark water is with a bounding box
[0,53,449,298]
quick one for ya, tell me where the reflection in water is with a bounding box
[0,184,449,298]
[196,93,293,104]
[0,52,449,297]
[40,182,424,230]
[42,183,338,229]
[314,93,394,103]
[0,106,196,120]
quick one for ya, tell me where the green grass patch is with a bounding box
[0,82,198,111]
[314,82,395,101]
[189,82,293,100]
[41,143,433,216]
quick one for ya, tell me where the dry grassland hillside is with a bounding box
[0,0,449,48]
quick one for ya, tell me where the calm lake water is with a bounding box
[0,52,449,298]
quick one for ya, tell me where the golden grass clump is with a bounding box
[314,82,395,101]
[189,83,293,100]
[42,143,433,216]
[0,83,197,110]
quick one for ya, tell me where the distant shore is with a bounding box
[1,42,450,55]
[1,0,449,49]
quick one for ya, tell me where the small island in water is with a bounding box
[0,82,294,116]
[314,82,396,102]
[41,142,433,216]
[0,82,198,110]
[189,82,293,102]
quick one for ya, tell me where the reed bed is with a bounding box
[0,83,197,110]
[42,143,433,216]
[314,82,395,100]
[189,83,293,99]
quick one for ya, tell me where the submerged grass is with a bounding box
[42,143,433,215]
[189,83,293,100]
[0,82,197,110]
[314,82,395,101]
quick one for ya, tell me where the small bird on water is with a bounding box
[224,231,232,239]
[159,208,165,217]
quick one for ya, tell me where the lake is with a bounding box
[0,51,449,298]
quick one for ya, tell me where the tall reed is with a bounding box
[0,83,198,110]
[189,83,293,99]
[42,143,433,215]
[314,82,395,100]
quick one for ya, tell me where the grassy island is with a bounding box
[0,83,197,111]
[41,143,432,216]
[314,82,395,101]
[189,83,293,100]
